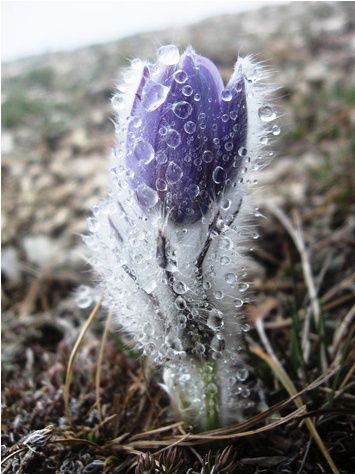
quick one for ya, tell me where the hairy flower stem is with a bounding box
[198,360,220,430]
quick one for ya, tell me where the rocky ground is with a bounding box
[2,2,355,473]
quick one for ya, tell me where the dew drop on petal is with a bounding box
[173,69,188,84]
[203,150,213,163]
[184,121,196,134]
[221,89,233,102]
[166,162,183,184]
[136,183,159,208]
[224,141,234,152]
[156,151,168,164]
[212,166,226,184]
[157,44,180,65]
[172,101,193,119]
[187,183,200,197]
[194,93,201,101]
[133,140,155,164]
[258,105,276,122]
[182,85,193,97]
[165,129,181,149]
[156,177,167,191]
[142,80,169,112]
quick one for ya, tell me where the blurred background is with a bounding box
[2,1,355,472]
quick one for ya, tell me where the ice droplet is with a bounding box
[258,105,276,122]
[166,162,183,184]
[142,80,169,112]
[133,140,155,164]
[136,183,159,208]
[172,101,193,119]
[157,44,180,65]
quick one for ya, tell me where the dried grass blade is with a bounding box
[64,300,101,428]
[95,309,113,418]
[251,345,340,474]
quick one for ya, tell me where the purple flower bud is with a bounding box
[125,46,247,223]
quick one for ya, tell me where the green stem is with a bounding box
[198,360,220,430]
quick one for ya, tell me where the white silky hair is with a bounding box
[85,47,277,427]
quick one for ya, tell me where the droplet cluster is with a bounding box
[85,46,277,426]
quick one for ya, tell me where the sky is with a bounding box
[2,0,273,62]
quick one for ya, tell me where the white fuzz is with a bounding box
[84,48,277,429]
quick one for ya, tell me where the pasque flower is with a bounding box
[85,45,276,429]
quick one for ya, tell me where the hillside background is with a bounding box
[2,2,355,473]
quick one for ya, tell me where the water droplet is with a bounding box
[195,343,206,355]
[194,93,201,101]
[172,101,193,119]
[225,272,237,285]
[238,146,248,157]
[211,334,225,352]
[175,296,187,309]
[187,183,200,197]
[221,198,231,210]
[221,113,229,122]
[220,236,233,250]
[258,105,276,122]
[136,183,159,208]
[221,89,233,102]
[156,151,168,164]
[236,368,249,381]
[214,290,224,300]
[207,310,224,330]
[220,256,231,266]
[75,285,93,309]
[156,177,167,191]
[234,298,244,308]
[130,116,142,128]
[157,44,180,65]
[260,136,269,145]
[173,280,188,294]
[133,253,143,264]
[158,126,167,136]
[230,110,238,120]
[133,140,155,164]
[202,150,213,163]
[184,120,196,134]
[272,124,281,135]
[142,80,169,112]
[165,129,181,149]
[203,280,212,290]
[212,166,226,184]
[173,69,188,84]
[224,141,234,152]
[182,85,193,97]
[166,162,183,184]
